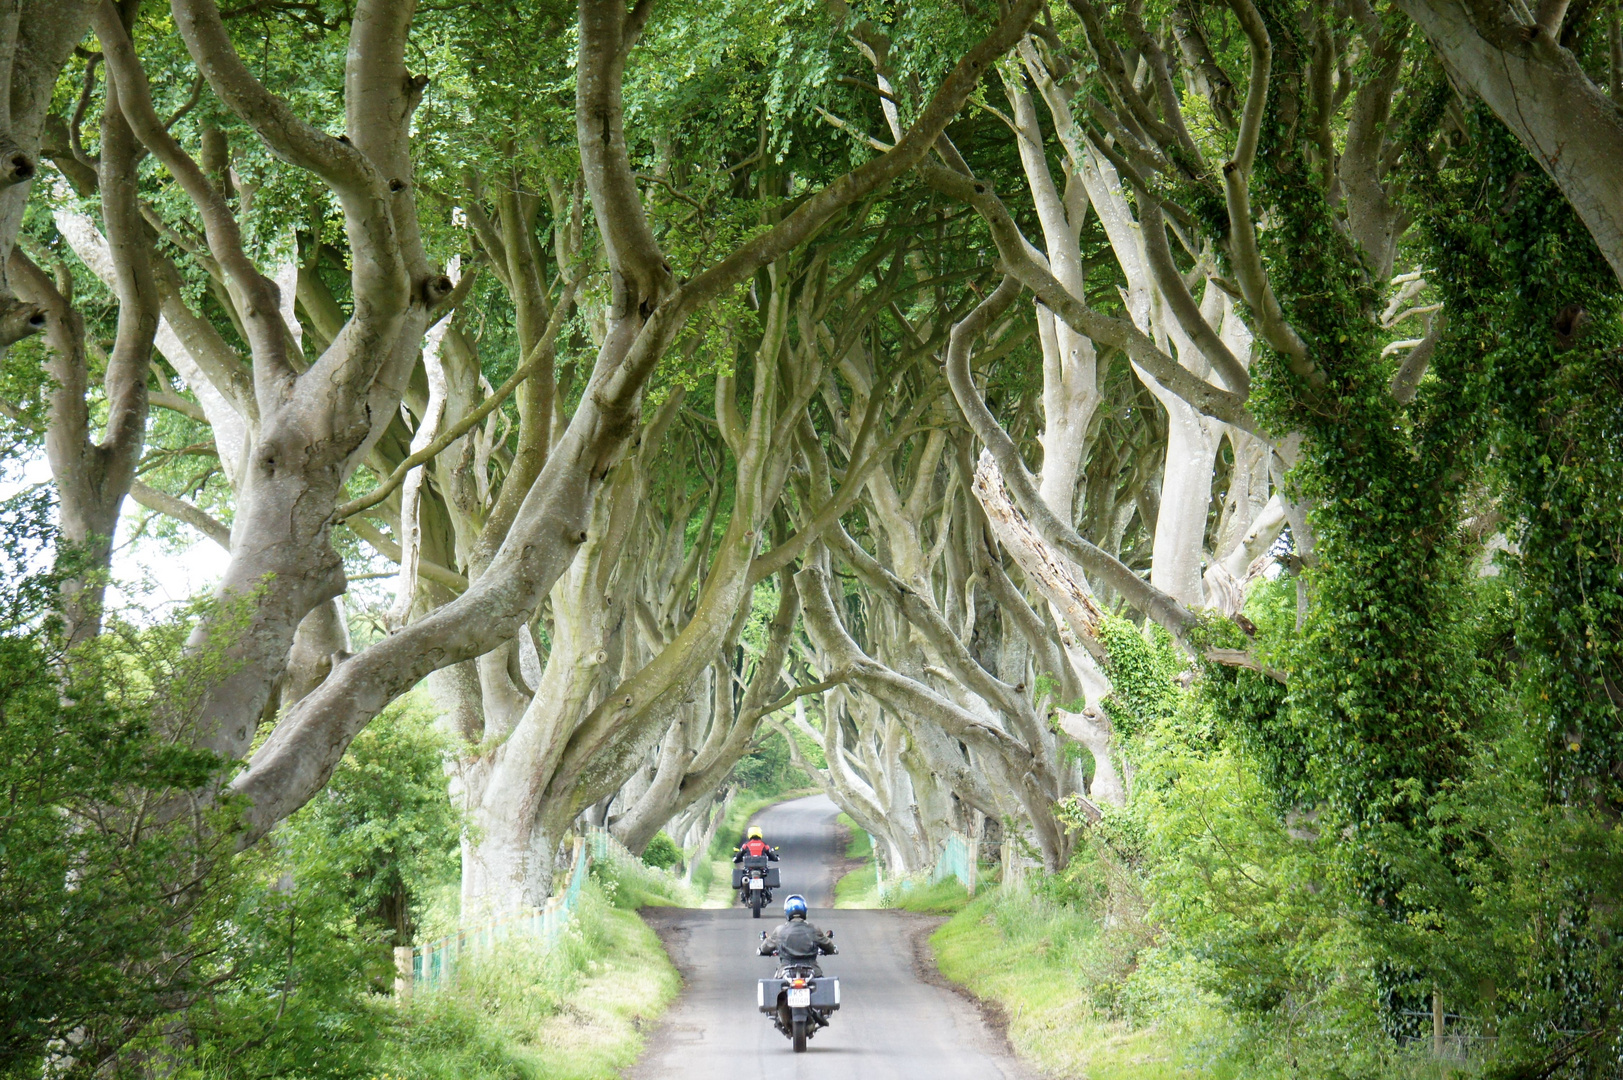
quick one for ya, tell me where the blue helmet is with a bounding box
[783,894,808,920]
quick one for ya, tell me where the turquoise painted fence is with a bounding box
[874,830,979,906]
[399,837,589,995]
[583,824,628,863]
[929,831,978,895]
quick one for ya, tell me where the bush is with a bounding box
[283,694,462,949]
[641,831,681,871]
[0,494,232,1073]
[143,695,473,1079]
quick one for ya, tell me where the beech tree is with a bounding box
[10,0,1623,1069]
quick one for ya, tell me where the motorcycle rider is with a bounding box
[758,894,836,976]
[733,825,779,863]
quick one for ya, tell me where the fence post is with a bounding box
[394,946,414,1000]
[1432,989,1444,1060]
[870,833,885,904]
[966,833,978,897]
[1000,837,1016,889]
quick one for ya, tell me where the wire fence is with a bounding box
[393,837,589,998]
[999,836,1039,890]
[1395,1008,1497,1063]
[1387,991,1577,1067]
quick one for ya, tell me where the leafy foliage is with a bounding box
[641,831,682,871]
[0,494,231,1074]
[282,695,462,948]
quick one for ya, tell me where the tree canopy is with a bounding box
[2,0,1622,1075]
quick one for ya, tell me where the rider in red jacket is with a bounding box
[733,825,779,862]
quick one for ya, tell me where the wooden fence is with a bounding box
[393,837,589,998]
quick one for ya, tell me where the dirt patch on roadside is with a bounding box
[637,906,695,985]
[622,908,693,1080]
[902,910,1029,1070]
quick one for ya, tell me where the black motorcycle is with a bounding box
[732,853,779,917]
[758,931,839,1053]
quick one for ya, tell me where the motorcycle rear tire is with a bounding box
[792,1017,807,1053]
[751,892,763,918]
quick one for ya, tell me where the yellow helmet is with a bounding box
[747,825,764,840]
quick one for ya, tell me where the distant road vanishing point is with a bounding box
[628,794,1031,1080]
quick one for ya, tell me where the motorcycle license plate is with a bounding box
[750,879,764,889]
[787,988,811,1008]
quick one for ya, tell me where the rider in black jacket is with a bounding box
[759,894,835,976]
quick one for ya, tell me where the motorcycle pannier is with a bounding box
[757,977,840,1011]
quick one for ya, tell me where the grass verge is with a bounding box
[889,877,972,913]
[384,878,680,1079]
[592,850,701,909]
[833,814,878,908]
[928,884,1213,1080]
[929,885,1462,1080]
[831,816,974,913]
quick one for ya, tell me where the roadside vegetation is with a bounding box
[932,886,1202,1080]
[845,603,1512,1080]
[6,0,1623,1075]
[930,864,1461,1080]
[204,697,682,1080]
[833,814,972,914]
[0,549,680,1080]
[386,886,679,1080]
[832,817,879,908]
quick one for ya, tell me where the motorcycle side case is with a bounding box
[757,977,840,1011]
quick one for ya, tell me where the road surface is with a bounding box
[629,794,1029,1079]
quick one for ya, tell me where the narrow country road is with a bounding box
[628,794,1030,1079]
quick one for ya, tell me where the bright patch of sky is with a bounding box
[1,452,232,621]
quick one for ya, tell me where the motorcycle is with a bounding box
[732,853,779,917]
[758,930,839,1053]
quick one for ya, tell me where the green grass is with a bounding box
[928,884,1468,1080]
[840,816,871,859]
[929,885,1215,1080]
[386,879,680,1079]
[833,860,879,908]
[889,877,972,913]
[591,852,700,909]
[831,816,976,913]
[833,814,880,908]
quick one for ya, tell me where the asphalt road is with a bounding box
[628,794,1030,1079]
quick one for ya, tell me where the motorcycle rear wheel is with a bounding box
[751,892,763,918]
[792,1017,807,1053]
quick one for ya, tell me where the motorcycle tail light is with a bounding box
[791,978,807,988]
